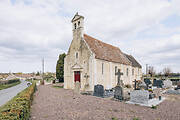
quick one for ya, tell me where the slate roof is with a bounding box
[124,54,142,68]
[84,34,132,65]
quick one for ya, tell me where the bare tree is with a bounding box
[148,66,156,77]
[163,67,172,77]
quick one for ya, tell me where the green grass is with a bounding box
[133,117,140,120]
[151,105,157,109]
[52,85,63,88]
[0,81,21,90]
[112,117,118,120]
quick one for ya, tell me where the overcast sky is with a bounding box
[0,0,180,73]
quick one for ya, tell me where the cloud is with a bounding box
[0,0,180,73]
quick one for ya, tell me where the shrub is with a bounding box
[125,84,131,88]
[133,117,140,120]
[151,105,157,109]
[148,89,153,92]
[0,79,20,85]
[112,117,118,120]
[0,82,36,120]
[0,79,21,90]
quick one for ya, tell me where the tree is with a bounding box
[162,67,172,77]
[56,53,66,82]
[148,66,156,77]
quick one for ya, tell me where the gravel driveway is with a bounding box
[0,80,28,106]
[31,85,180,120]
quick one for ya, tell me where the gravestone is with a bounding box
[114,69,124,100]
[163,80,172,88]
[74,81,80,93]
[93,84,104,97]
[144,78,152,89]
[177,82,180,89]
[114,86,123,100]
[153,79,163,88]
[139,82,147,90]
[130,90,149,104]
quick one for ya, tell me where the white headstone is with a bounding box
[130,90,149,104]
[163,80,172,88]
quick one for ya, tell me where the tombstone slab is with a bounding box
[130,90,149,104]
[163,80,172,88]
[93,84,104,97]
[153,79,163,88]
[114,86,123,100]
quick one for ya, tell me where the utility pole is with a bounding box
[42,58,45,85]
[146,64,148,76]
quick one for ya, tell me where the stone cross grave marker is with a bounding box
[133,79,137,90]
[84,73,89,84]
[114,69,124,100]
[83,73,89,91]
[115,69,123,86]
[74,81,80,93]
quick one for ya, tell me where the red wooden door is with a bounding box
[74,71,80,82]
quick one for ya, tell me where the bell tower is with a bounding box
[71,12,84,38]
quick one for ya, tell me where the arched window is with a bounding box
[115,66,117,75]
[74,23,77,29]
[127,68,129,76]
[78,21,80,26]
[102,63,104,75]
[76,52,78,59]
[132,68,134,76]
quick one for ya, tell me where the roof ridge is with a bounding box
[84,34,121,51]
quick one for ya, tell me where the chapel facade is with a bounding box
[64,13,142,91]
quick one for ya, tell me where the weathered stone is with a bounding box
[93,84,104,97]
[153,79,163,88]
[130,90,149,104]
[163,80,172,88]
[139,82,147,90]
[114,86,123,100]
[166,89,180,94]
[74,81,80,93]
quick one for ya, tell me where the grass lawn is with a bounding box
[0,81,21,90]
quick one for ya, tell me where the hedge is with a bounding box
[0,79,20,85]
[0,82,36,120]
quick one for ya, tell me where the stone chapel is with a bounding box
[64,13,142,91]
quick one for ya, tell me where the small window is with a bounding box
[74,23,77,29]
[115,66,117,74]
[76,52,78,59]
[132,68,134,76]
[127,68,129,76]
[78,21,80,26]
[102,63,104,75]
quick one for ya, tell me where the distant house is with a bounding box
[6,73,18,80]
[64,13,142,91]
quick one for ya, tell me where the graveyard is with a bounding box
[31,65,180,120]
[30,82,180,120]
[30,71,180,120]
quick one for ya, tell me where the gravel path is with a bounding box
[31,85,180,120]
[0,80,28,106]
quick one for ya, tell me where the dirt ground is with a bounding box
[30,85,180,120]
